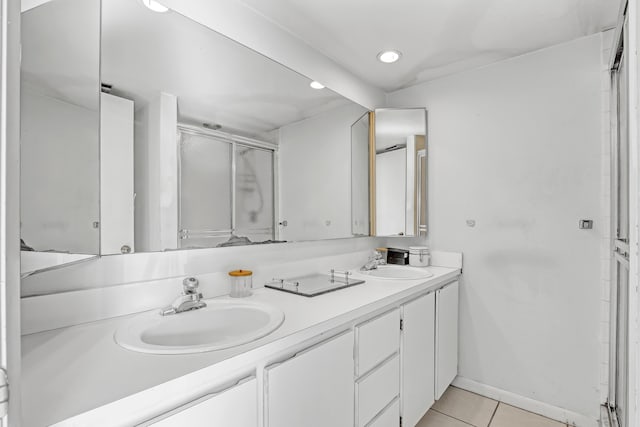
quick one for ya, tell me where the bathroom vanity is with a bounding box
[21,265,460,427]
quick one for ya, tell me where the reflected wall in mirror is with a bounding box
[351,112,371,236]
[101,0,369,253]
[373,108,427,237]
[20,0,101,274]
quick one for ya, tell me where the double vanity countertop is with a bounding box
[22,265,461,427]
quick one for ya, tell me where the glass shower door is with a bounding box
[178,128,275,248]
[234,145,275,242]
[178,131,233,248]
[610,22,630,427]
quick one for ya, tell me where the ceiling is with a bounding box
[237,0,621,91]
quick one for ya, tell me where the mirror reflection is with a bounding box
[374,108,427,237]
[101,0,369,252]
[20,0,429,278]
[351,112,371,236]
[20,0,101,273]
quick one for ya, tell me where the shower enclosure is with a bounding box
[177,125,276,248]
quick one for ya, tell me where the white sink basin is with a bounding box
[115,300,285,355]
[356,265,433,280]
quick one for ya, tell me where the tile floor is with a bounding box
[417,386,570,427]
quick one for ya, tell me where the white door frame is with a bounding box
[0,0,22,425]
[628,1,640,425]
[614,1,640,426]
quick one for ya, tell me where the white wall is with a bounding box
[278,103,367,241]
[388,34,604,421]
[20,87,99,254]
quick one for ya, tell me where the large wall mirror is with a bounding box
[20,0,375,275]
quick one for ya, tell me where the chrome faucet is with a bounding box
[360,249,387,271]
[159,277,207,316]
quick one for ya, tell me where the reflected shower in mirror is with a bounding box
[374,108,427,237]
[20,0,101,274]
[177,128,276,248]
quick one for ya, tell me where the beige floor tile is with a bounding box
[417,410,473,427]
[489,403,566,427]
[432,386,498,427]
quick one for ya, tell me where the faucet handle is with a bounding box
[182,277,199,294]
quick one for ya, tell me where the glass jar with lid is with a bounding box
[229,269,253,297]
[408,246,430,267]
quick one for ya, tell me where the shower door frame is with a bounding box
[610,34,630,425]
[176,124,278,246]
[608,2,639,426]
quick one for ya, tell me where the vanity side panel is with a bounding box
[435,281,459,399]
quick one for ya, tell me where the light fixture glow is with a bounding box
[377,50,402,64]
[310,81,325,90]
[141,0,169,13]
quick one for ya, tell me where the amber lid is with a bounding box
[375,247,388,252]
[229,269,253,277]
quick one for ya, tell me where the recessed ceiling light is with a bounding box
[377,50,402,64]
[141,0,169,13]
[310,81,325,90]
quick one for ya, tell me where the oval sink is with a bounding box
[356,265,433,280]
[115,300,284,355]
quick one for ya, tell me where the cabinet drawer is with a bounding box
[356,354,400,427]
[356,308,400,375]
[367,398,399,427]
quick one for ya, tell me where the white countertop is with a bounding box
[21,266,460,427]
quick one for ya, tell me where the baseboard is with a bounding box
[452,376,599,427]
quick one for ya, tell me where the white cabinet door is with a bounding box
[265,331,354,427]
[435,281,459,399]
[401,292,435,427]
[145,377,257,427]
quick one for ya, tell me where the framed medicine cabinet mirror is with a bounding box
[351,108,428,238]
